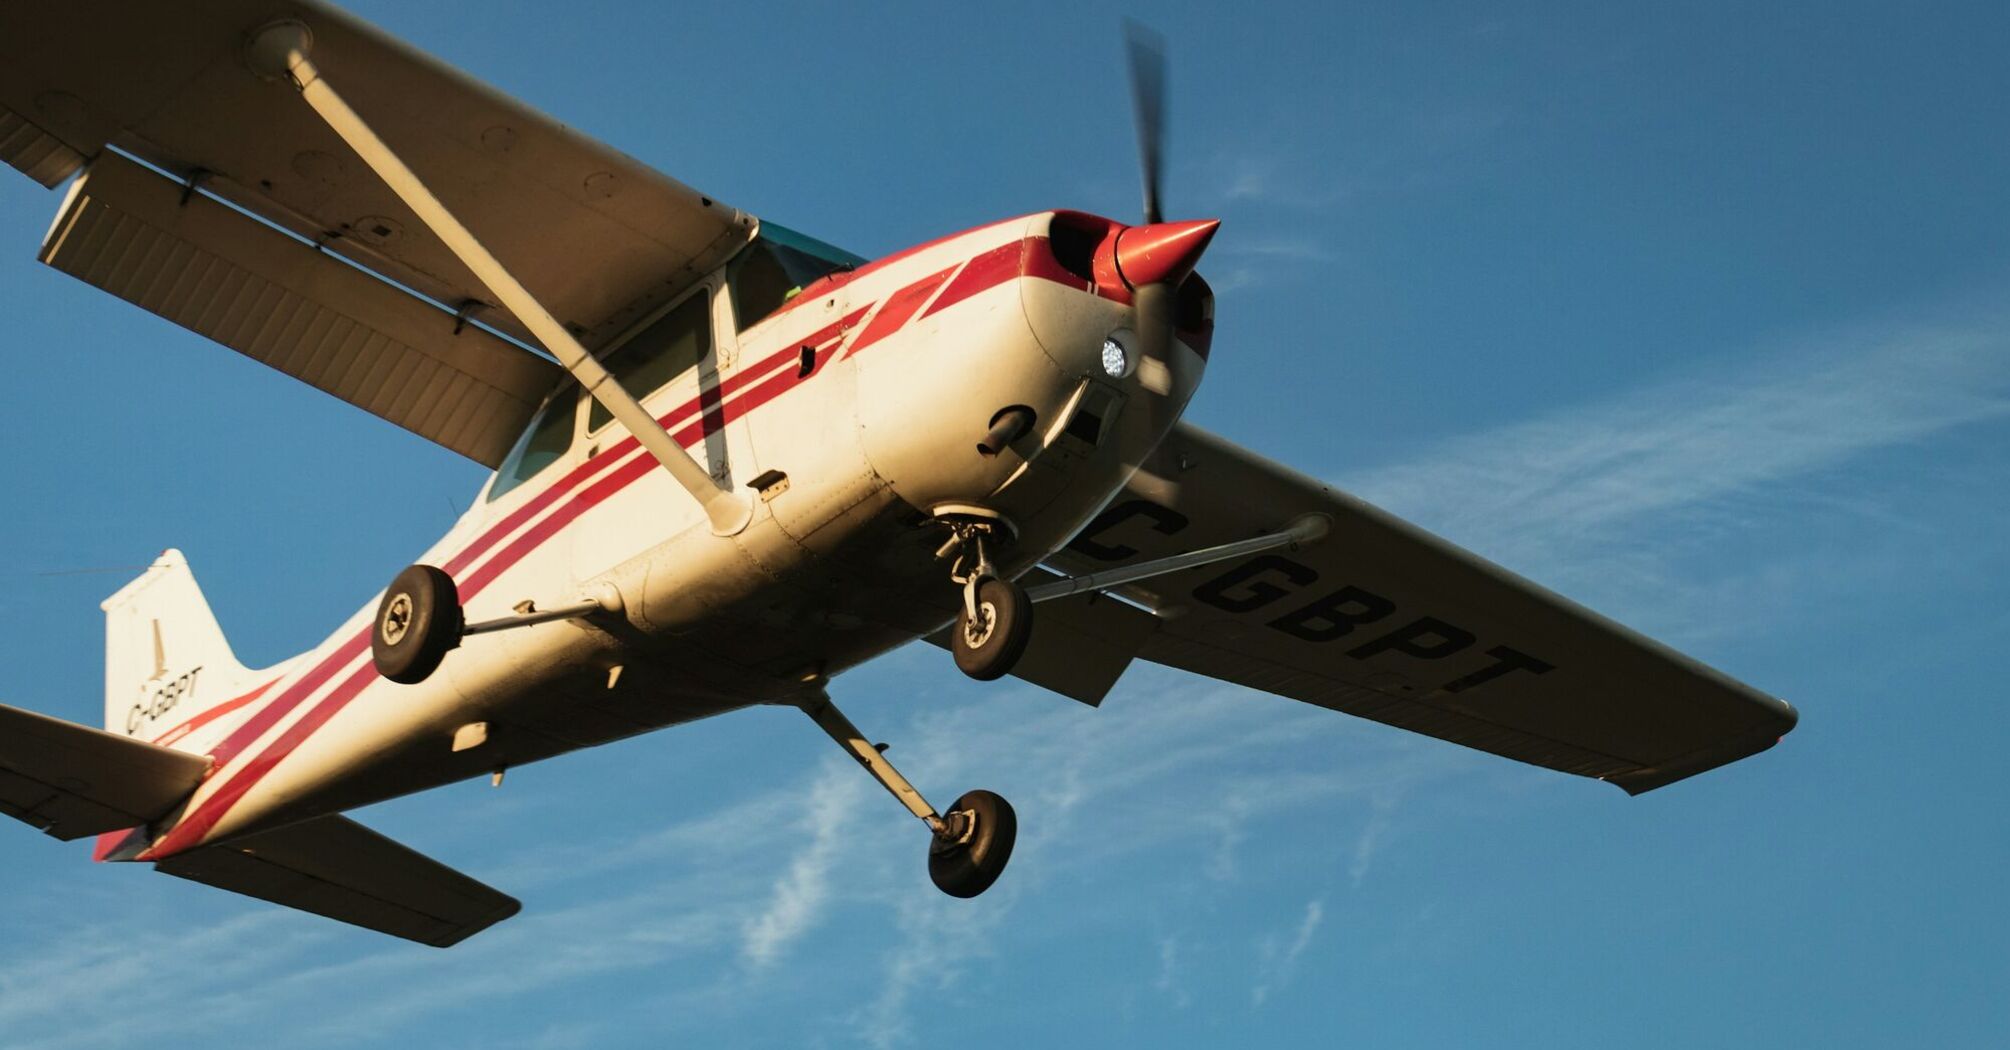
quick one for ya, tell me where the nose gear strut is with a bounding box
[934,513,1034,681]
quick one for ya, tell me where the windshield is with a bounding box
[726,222,865,331]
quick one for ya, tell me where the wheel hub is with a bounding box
[380,593,413,645]
[929,807,977,854]
[961,600,998,648]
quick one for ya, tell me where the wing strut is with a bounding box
[1024,513,1329,603]
[245,21,752,536]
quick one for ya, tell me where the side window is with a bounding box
[487,390,579,502]
[588,290,713,433]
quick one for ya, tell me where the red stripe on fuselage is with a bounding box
[922,242,1023,320]
[150,679,278,749]
[149,661,380,855]
[204,634,371,769]
[197,305,872,775]
[847,266,954,355]
[147,240,1046,859]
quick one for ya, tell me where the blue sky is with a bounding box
[3,1,2008,1045]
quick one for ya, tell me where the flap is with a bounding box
[1052,423,1799,794]
[0,0,754,348]
[156,813,521,948]
[0,103,85,187]
[928,576,1159,706]
[42,152,563,467]
[0,701,210,841]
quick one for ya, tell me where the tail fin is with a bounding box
[101,550,254,743]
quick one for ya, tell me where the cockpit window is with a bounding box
[726,222,865,331]
[588,290,713,432]
[487,388,578,503]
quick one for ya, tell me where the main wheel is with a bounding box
[372,564,463,685]
[951,577,1033,681]
[928,789,1017,898]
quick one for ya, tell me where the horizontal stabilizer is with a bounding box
[0,701,209,840]
[156,814,521,948]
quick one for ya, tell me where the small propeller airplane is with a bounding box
[0,3,1797,948]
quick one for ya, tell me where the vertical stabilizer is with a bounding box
[101,550,253,743]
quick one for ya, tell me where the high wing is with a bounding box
[0,701,210,841]
[1049,423,1798,794]
[1,1,754,466]
[157,813,521,948]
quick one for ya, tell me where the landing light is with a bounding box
[1101,337,1128,378]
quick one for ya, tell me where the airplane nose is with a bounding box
[1111,218,1220,290]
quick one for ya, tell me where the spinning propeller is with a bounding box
[1114,20,1218,361]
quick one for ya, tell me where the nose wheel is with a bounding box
[938,513,1033,681]
[795,694,1018,899]
[952,577,1033,681]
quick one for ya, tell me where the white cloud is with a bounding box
[1252,898,1326,1007]
[1350,790,1398,887]
[1337,307,2010,639]
[1155,934,1180,991]
[741,760,865,969]
[0,675,1460,1050]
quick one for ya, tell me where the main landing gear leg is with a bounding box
[795,693,1016,898]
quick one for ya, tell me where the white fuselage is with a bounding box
[130,210,1210,860]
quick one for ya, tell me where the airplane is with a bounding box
[0,2,1798,948]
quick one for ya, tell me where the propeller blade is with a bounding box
[1132,280,1176,364]
[1123,19,1166,226]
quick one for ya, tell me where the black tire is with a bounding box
[951,577,1033,681]
[928,789,1017,898]
[371,564,463,685]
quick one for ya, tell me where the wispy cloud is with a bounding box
[741,761,864,969]
[1337,306,2010,640]
[0,673,1464,1050]
[1350,790,1398,887]
[1252,898,1325,1007]
[1154,934,1189,1008]
[1204,152,1348,213]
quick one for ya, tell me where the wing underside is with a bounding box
[41,152,563,465]
[1049,423,1798,793]
[0,0,755,466]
